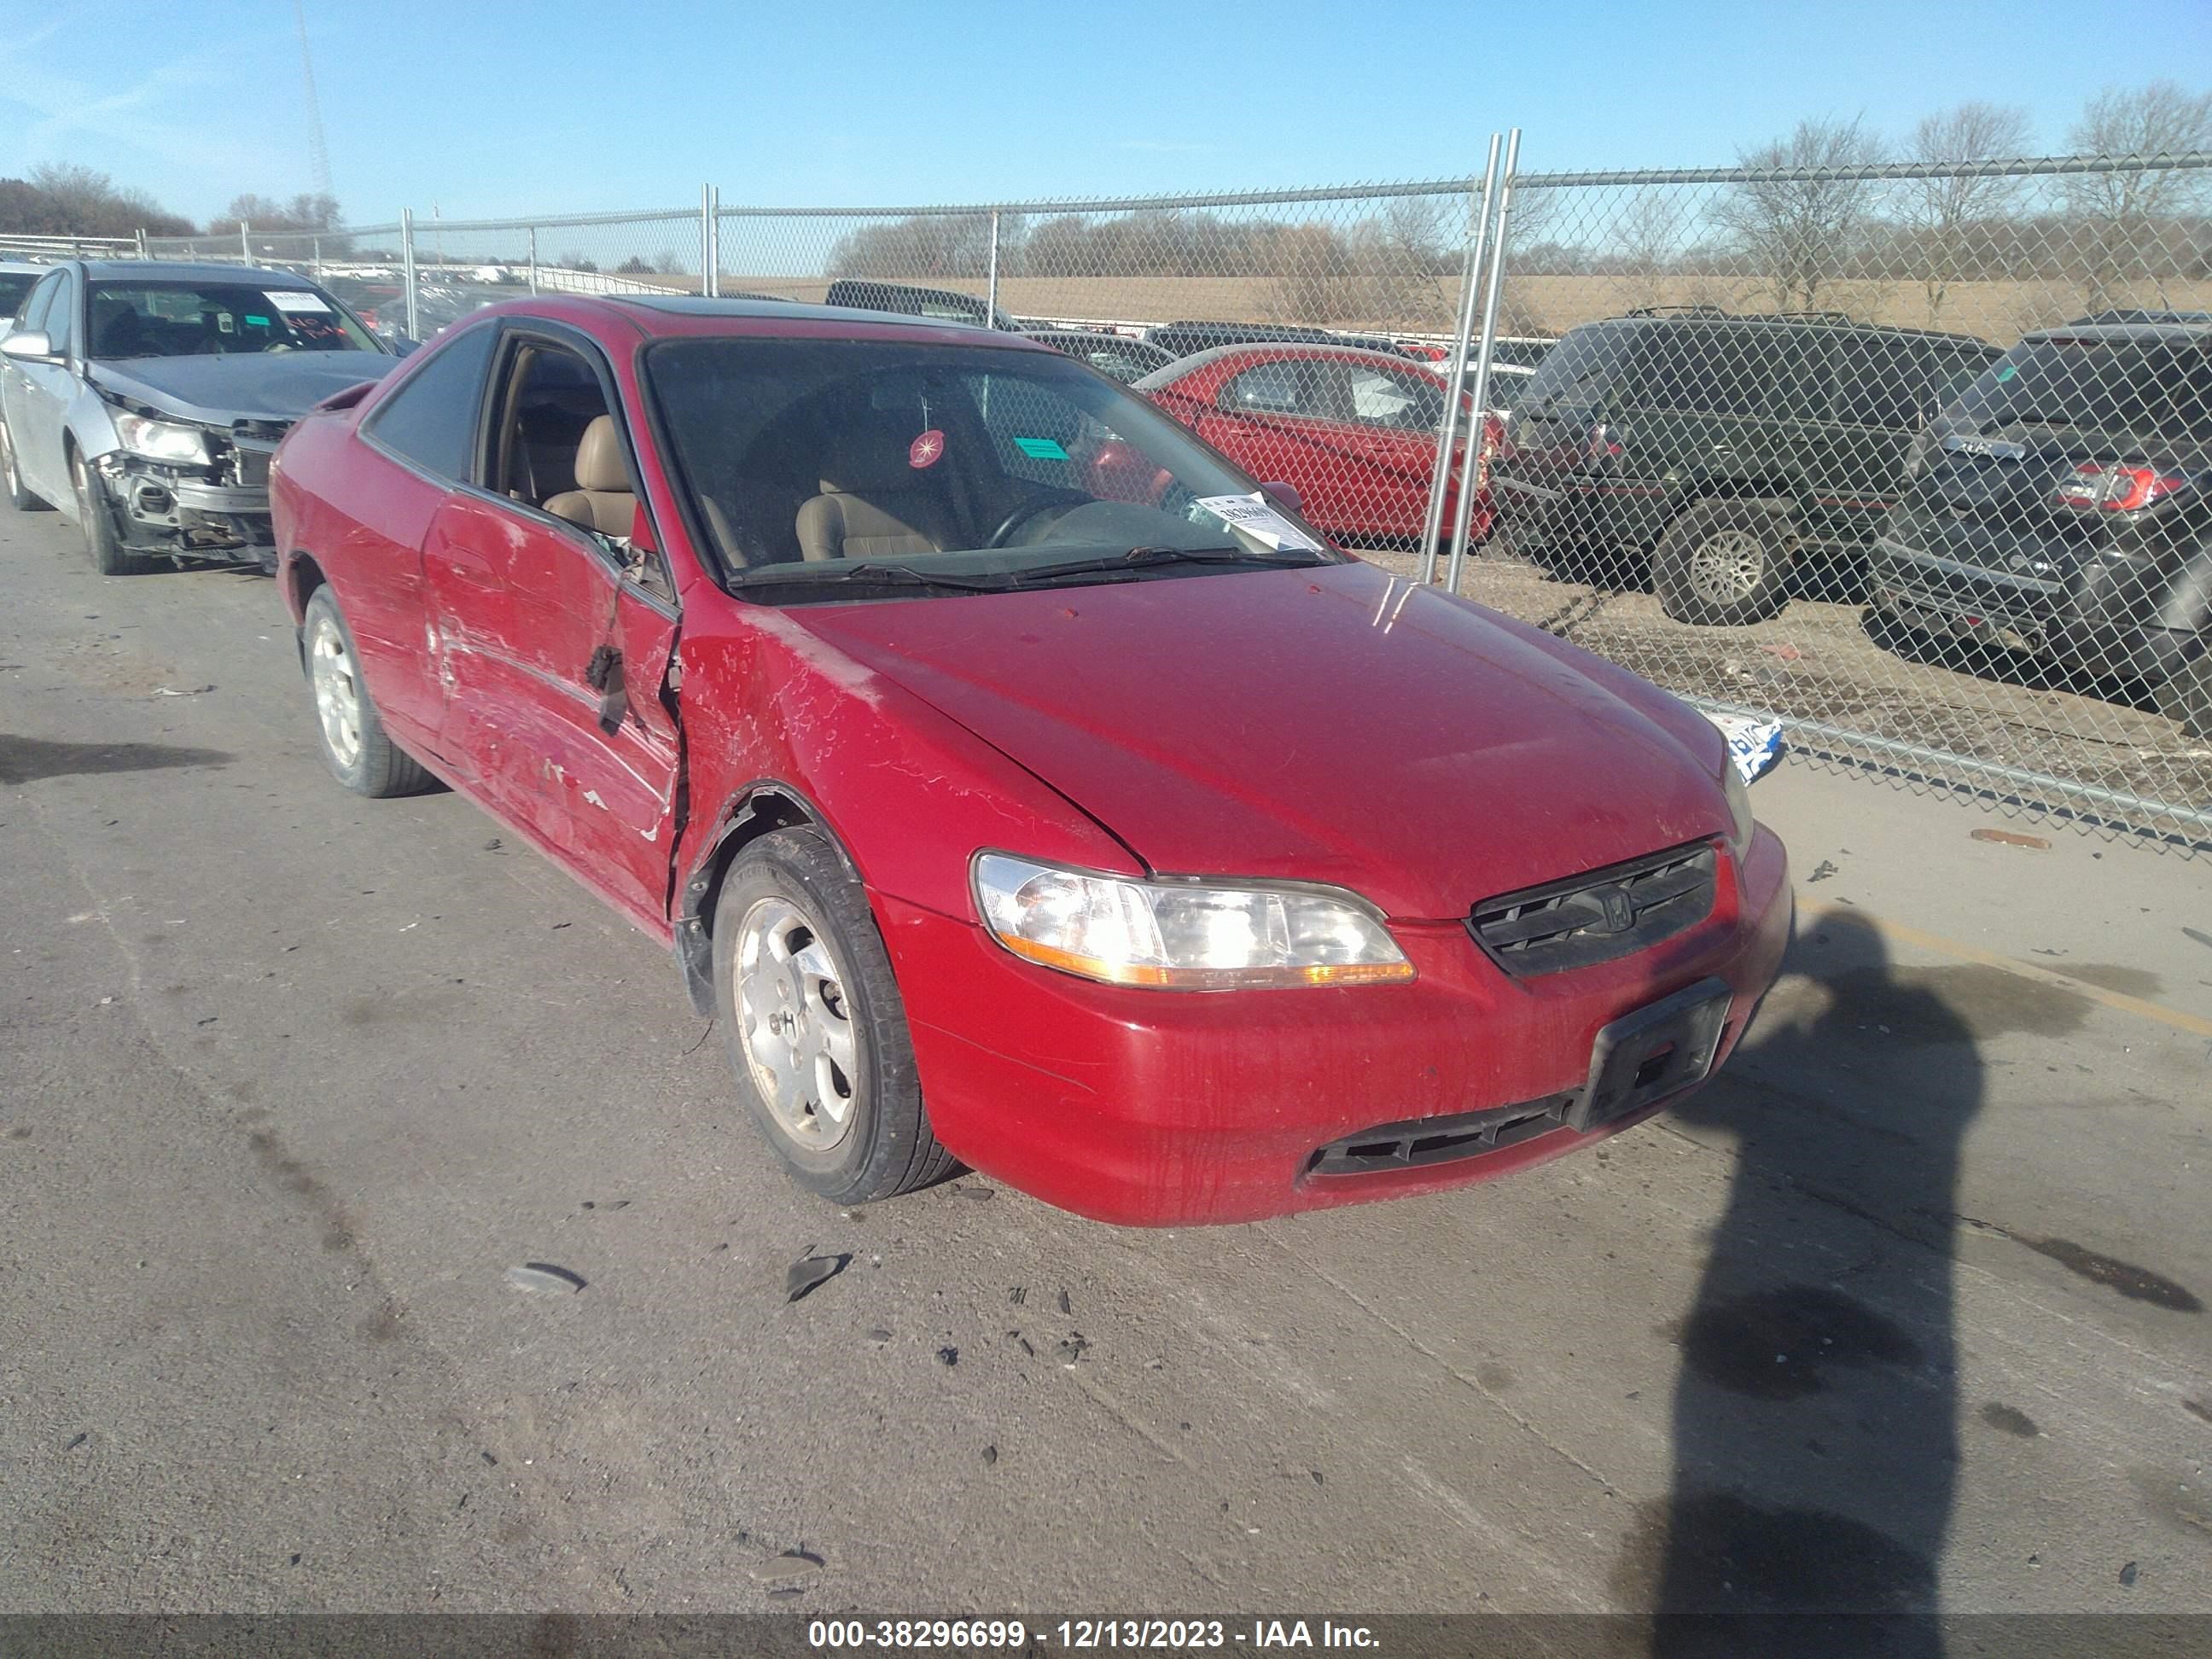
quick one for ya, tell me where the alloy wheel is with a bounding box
[1687,528,1767,605]
[307,614,365,768]
[734,896,860,1150]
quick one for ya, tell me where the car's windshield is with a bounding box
[85,280,380,359]
[0,272,38,323]
[645,337,1345,602]
[1947,335,2212,442]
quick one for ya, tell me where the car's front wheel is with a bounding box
[1,419,49,512]
[1653,501,1794,626]
[71,450,148,574]
[713,827,953,1205]
[301,585,436,796]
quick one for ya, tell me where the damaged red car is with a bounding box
[270,296,1791,1226]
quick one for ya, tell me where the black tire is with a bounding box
[1,418,49,511]
[712,827,953,1206]
[1652,499,1795,626]
[71,447,149,575]
[2157,644,2212,741]
[300,585,437,797]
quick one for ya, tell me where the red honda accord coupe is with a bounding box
[1132,342,1495,547]
[269,296,1790,1226]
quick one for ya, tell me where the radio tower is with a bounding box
[294,0,335,199]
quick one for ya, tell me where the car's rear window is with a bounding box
[1951,335,2212,442]
[1516,323,1635,413]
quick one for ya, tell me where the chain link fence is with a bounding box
[129,148,2212,845]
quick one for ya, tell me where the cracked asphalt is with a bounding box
[2,504,2209,1618]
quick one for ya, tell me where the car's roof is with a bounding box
[1139,341,1425,380]
[73,259,335,286]
[508,292,1057,349]
[1586,310,1997,348]
[2023,313,2212,346]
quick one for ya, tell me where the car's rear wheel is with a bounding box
[1653,501,1793,626]
[713,827,953,1205]
[71,449,148,574]
[1,420,49,511]
[2157,644,2212,741]
[301,585,436,796]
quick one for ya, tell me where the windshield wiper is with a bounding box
[728,562,1013,595]
[1010,544,1323,585]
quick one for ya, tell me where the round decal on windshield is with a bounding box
[909,429,946,469]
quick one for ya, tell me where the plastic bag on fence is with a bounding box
[1703,711,1783,785]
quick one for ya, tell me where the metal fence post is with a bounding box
[239,221,252,265]
[1418,134,1501,585]
[700,184,713,297]
[986,210,1002,326]
[1444,126,1521,597]
[134,228,147,259]
[400,209,419,342]
[311,236,322,277]
[527,226,538,296]
[708,188,722,299]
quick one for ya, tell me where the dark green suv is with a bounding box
[1491,307,2002,624]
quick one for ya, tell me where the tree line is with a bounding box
[0,163,345,243]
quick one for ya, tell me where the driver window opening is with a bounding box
[491,341,637,542]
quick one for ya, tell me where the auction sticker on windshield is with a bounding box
[1194,492,1325,554]
[269,291,332,312]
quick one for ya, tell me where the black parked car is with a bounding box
[1492,306,2001,624]
[822,278,1018,331]
[1022,329,1176,383]
[1871,311,2212,736]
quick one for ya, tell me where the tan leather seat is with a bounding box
[543,416,636,538]
[794,422,956,562]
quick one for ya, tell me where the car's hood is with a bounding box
[88,354,399,428]
[787,561,1732,918]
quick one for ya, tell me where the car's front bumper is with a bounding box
[876,825,1791,1226]
[93,451,276,568]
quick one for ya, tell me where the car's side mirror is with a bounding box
[0,329,57,364]
[1260,480,1302,515]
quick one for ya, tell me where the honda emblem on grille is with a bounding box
[1591,885,1637,933]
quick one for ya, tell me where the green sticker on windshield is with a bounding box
[1012,436,1069,461]
[245,315,271,327]
[1995,364,2017,381]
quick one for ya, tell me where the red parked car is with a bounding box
[1132,342,1495,546]
[269,295,1790,1226]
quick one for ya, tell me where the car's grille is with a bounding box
[1470,841,1717,976]
[1306,1092,1579,1179]
[227,421,288,491]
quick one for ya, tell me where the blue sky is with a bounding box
[1,0,2206,227]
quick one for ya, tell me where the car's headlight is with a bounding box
[972,853,1414,990]
[114,412,208,464]
[1722,762,1755,853]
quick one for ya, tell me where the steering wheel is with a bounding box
[986,486,1095,548]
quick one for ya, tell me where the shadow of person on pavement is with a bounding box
[1621,909,1984,1658]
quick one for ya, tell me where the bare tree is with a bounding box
[2062,81,2212,309]
[1711,117,1887,311]
[1605,189,1695,309]
[21,161,194,238]
[1900,102,2032,323]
